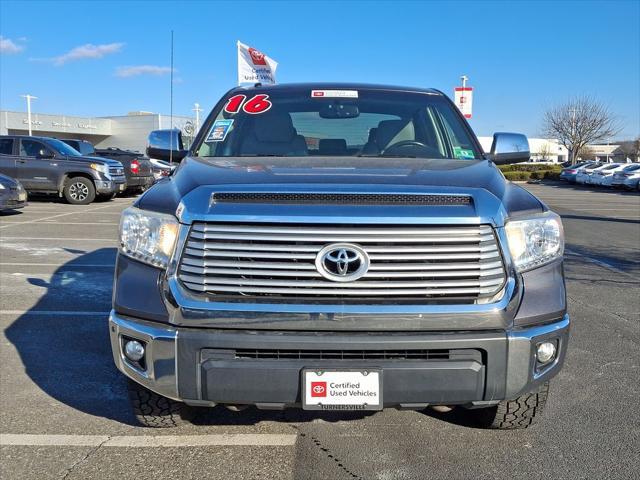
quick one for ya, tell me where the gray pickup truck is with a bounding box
[0,135,126,204]
[110,83,569,429]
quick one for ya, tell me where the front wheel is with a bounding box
[467,382,550,429]
[127,379,193,428]
[63,177,96,205]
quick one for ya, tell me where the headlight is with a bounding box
[119,207,179,268]
[90,163,109,175]
[504,211,564,272]
[0,183,5,190]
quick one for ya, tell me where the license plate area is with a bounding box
[302,368,382,411]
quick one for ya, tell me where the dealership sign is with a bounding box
[237,40,278,85]
[454,87,473,119]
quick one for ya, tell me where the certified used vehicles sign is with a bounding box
[303,369,382,410]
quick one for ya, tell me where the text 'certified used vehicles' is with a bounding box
[0,135,126,204]
[110,83,569,430]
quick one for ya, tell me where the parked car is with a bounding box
[60,140,155,194]
[0,173,27,211]
[560,161,596,183]
[0,135,125,204]
[111,83,568,430]
[148,158,175,181]
[611,163,640,189]
[593,163,628,187]
[575,162,604,184]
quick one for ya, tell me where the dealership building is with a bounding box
[0,110,196,153]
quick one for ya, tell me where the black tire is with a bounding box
[127,379,193,428]
[96,192,117,202]
[63,177,96,205]
[468,382,549,430]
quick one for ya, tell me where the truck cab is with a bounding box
[110,83,568,429]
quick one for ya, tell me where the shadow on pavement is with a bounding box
[4,247,378,427]
[561,214,639,225]
[4,247,137,425]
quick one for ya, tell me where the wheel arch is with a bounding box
[58,171,97,195]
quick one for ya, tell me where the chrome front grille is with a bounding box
[109,166,124,177]
[178,223,506,303]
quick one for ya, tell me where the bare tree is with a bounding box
[542,96,621,162]
[537,142,552,161]
[617,138,640,162]
[577,146,596,161]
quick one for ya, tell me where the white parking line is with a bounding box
[0,433,297,447]
[0,222,119,226]
[0,263,114,267]
[0,310,109,316]
[0,204,123,230]
[1,237,115,241]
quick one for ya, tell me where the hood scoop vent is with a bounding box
[211,192,472,206]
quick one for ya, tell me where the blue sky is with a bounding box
[1,0,638,138]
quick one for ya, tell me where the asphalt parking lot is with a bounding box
[1,184,639,480]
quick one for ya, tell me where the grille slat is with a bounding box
[233,348,482,361]
[180,266,505,279]
[178,222,507,303]
[189,230,495,243]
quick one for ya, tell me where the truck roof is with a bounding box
[230,82,444,96]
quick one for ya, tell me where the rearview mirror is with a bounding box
[146,129,188,163]
[319,102,360,119]
[488,132,530,164]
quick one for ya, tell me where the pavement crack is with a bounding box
[60,435,111,480]
[298,431,365,479]
[567,293,637,327]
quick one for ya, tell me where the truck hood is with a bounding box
[138,156,545,226]
[62,155,123,168]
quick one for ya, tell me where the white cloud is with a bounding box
[50,42,124,65]
[0,36,25,54]
[115,65,174,78]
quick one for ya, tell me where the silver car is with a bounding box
[611,163,640,189]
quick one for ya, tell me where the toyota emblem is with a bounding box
[315,243,370,282]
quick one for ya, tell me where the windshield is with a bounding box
[194,88,482,160]
[45,138,83,156]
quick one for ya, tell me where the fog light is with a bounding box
[536,341,556,364]
[124,340,145,362]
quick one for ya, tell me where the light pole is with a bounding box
[461,75,468,90]
[20,94,37,136]
[192,102,202,133]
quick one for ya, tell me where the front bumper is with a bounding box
[0,190,27,210]
[109,311,570,408]
[95,177,127,194]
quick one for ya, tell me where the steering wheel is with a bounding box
[382,140,444,159]
[382,140,428,153]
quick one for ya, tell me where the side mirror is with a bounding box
[146,129,188,163]
[488,132,530,164]
[36,149,54,159]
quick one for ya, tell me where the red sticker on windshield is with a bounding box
[223,94,272,115]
